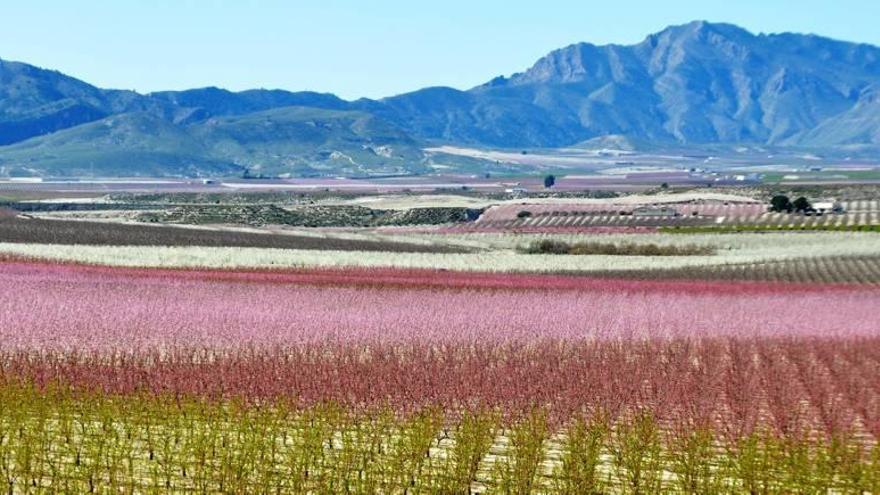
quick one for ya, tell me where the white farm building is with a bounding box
[812,200,845,214]
[632,206,680,217]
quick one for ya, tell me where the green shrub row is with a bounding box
[521,239,715,256]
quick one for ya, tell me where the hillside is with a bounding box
[190,106,429,177]
[381,21,880,147]
[0,59,164,145]
[2,21,880,177]
[0,107,432,177]
[0,112,237,177]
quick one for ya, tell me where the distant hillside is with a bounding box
[0,108,432,177]
[2,21,880,177]
[0,59,163,145]
[0,112,235,177]
[381,21,880,147]
[149,87,351,124]
[190,106,428,177]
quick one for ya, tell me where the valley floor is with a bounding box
[1,188,879,492]
[0,259,878,493]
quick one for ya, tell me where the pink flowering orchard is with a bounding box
[0,259,880,493]
[0,225,878,492]
[3,6,880,491]
[2,255,880,492]
[1,261,876,350]
[0,260,878,434]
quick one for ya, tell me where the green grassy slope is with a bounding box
[0,107,440,177]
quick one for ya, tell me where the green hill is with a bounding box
[191,106,429,177]
[0,107,434,177]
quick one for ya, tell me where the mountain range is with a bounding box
[2,20,880,177]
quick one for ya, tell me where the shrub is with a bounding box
[522,240,714,256]
[522,239,571,254]
[770,195,792,212]
[494,409,549,494]
[610,411,664,494]
[554,411,610,494]
[793,196,812,212]
[668,427,724,494]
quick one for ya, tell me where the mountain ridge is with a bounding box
[386,20,880,147]
[2,21,880,177]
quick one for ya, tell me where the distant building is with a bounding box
[812,200,845,214]
[633,206,679,217]
[733,173,761,182]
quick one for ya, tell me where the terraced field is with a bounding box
[465,200,880,232]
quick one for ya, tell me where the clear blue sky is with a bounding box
[2,0,878,99]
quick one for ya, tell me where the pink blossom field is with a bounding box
[1,260,876,351]
[1,259,878,456]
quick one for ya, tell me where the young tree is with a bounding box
[543,175,556,188]
[770,195,792,212]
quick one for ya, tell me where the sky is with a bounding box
[2,0,879,100]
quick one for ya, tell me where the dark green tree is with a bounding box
[544,175,556,188]
[769,195,792,212]
[792,196,812,212]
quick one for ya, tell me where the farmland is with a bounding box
[0,215,465,253]
[467,200,880,233]
[1,230,878,285]
[7,5,880,492]
[1,186,879,493]
[2,260,880,493]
